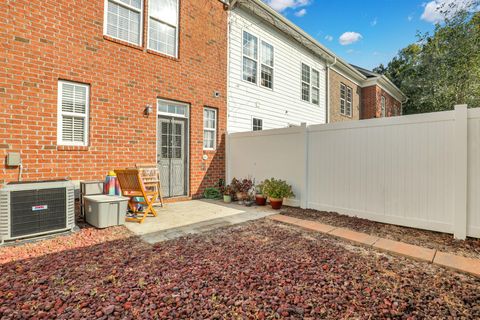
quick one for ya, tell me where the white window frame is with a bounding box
[252,117,263,131]
[242,30,275,90]
[260,41,274,90]
[57,80,90,147]
[381,96,386,117]
[147,0,179,58]
[301,63,320,105]
[340,83,352,117]
[203,107,217,151]
[103,0,144,46]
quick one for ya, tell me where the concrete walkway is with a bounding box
[126,199,277,244]
[269,214,480,278]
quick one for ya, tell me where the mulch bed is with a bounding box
[281,207,480,260]
[1,220,479,319]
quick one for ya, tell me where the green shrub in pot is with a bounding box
[262,178,294,209]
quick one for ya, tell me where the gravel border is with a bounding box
[281,207,480,260]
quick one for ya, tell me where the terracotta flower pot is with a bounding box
[255,194,266,206]
[269,198,283,210]
[236,192,246,201]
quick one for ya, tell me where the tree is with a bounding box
[377,3,480,114]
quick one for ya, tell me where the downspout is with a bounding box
[325,56,337,123]
[401,97,408,115]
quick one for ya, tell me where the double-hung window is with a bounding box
[301,63,310,102]
[301,63,320,105]
[148,0,179,57]
[260,41,274,89]
[203,108,217,150]
[252,118,263,131]
[105,0,142,45]
[340,83,352,117]
[57,81,89,146]
[242,31,258,84]
[381,96,386,117]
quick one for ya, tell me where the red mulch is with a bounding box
[281,207,480,260]
[0,221,479,319]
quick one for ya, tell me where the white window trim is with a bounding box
[381,96,386,117]
[103,0,144,46]
[301,63,321,105]
[241,30,275,90]
[203,107,217,151]
[147,0,179,58]
[57,80,90,147]
[252,117,263,131]
[340,83,352,117]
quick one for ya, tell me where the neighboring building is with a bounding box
[227,0,406,132]
[0,0,228,199]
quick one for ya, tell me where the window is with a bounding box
[242,31,258,84]
[381,96,386,117]
[260,41,274,89]
[203,108,217,150]
[148,0,179,57]
[57,81,89,146]
[301,63,310,102]
[340,83,352,117]
[302,63,320,105]
[105,0,142,45]
[252,118,263,131]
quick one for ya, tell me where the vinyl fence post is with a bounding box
[300,123,308,209]
[453,104,468,239]
[225,132,231,183]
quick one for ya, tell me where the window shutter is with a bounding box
[58,81,89,146]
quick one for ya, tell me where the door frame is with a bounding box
[156,98,190,198]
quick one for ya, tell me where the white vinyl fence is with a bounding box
[227,105,479,239]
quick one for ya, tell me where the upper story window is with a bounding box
[252,118,263,131]
[148,0,179,57]
[242,31,258,84]
[203,107,217,150]
[301,63,320,105]
[260,41,274,89]
[105,0,143,45]
[340,83,352,117]
[381,96,386,117]
[301,63,310,102]
[57,81,90,146]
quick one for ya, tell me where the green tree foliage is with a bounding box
[375,3,480,114]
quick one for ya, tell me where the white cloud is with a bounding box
[370,17,378,26]
[324,35,333,42]
[294,8,307,17]
[407,14,414,21]
[421,0,476,23]
[265,0,311,12]
[339,32,363,45]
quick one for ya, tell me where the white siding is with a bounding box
[228,9,327,133]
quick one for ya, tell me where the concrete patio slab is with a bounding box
[328,228,380,246]
[433,251,480,277]
[373,238,436,262]
[126,199,276,244]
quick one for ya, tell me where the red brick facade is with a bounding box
[360,85,402,119]
[0,0,227,198]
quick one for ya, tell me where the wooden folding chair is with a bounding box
[114,169,158,223]
[135,163,164,207]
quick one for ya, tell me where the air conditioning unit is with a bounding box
[0,180,76,244]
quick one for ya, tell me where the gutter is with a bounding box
[326,57,337,123]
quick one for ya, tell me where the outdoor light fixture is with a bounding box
[144,104,153,116]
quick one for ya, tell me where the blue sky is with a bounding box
[263,0,471,70]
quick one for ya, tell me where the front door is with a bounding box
[158,117,187,197]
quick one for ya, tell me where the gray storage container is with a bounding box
[84,195,129,228]
[80,181,105,218]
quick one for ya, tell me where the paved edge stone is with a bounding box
[328,228,380,246]
[372,238,436,262]
[433,251,480,277]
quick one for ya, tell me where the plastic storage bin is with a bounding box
[83,195,129,228]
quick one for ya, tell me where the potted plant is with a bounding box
[231,178,253,202]
[262,178,294,210]
[223,185,233,203]
[255,182,266,206]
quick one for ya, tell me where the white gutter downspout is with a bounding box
[325,57,337,123]
[401,97,408,115]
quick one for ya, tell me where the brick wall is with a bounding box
[329,69,361,122]
[361,85,402,119]
[0,0,228,198]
